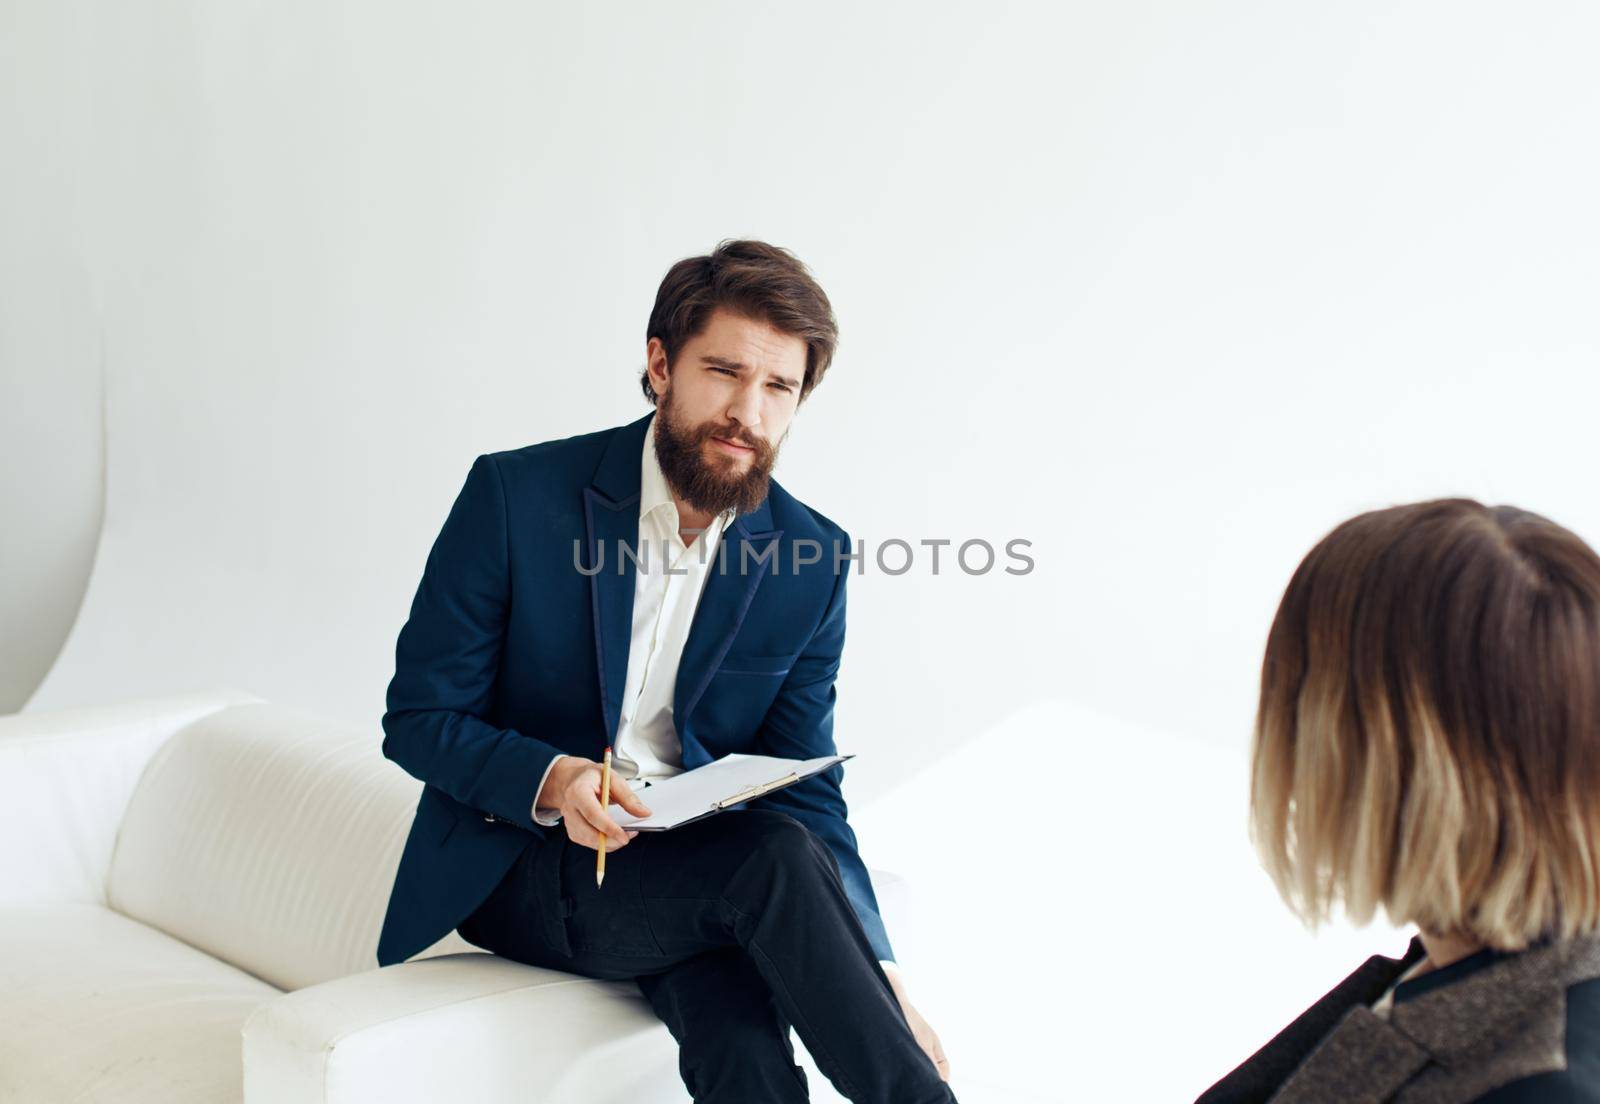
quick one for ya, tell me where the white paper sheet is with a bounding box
[604,752,852,830]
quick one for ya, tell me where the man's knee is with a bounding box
[715,810,839,918]
[735,810,826,867]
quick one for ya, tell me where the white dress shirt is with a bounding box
[528,415,905,986]
[531,414,731,819]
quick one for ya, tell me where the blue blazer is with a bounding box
[375,411,894,968]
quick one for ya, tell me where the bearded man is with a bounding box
[376,240,955,1103]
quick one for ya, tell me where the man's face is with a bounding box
[646,307,807,518]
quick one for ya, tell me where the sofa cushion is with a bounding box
[243,952,694,1103]
[0,902,280,1103]
[106,701,445,992]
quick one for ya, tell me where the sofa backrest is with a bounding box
[106,701,464,991]
[0,689,260,909]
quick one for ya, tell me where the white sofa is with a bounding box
[0,690,912,1103]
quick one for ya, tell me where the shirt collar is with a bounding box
[640,413,736,531]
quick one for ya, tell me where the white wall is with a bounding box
[5,1,1598,1098]
[0,0,103,712]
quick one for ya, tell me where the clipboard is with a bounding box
[605,752,855,832]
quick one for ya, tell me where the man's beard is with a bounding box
[652,388,781,518]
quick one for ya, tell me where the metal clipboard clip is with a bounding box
[713,771,802,809]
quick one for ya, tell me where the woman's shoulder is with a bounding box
[1196,936,1600,1103]
[1194,940,1425,1102]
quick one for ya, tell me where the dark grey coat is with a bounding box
[1197,933,1600,1103]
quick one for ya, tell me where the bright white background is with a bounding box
[5,1,1598,1099]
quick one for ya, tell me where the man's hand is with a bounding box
[536,756,653,853]
[885,971,951,1082]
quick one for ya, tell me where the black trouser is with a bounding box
[457,806,957,1104]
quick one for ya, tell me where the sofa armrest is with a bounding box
[241,952,690,1104]
[0,689,262,906]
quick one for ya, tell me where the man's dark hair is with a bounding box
[641,239,838,404]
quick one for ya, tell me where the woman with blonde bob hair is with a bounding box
[1200,498,1600,1104]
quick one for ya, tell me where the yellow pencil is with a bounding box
[597,745,613,887]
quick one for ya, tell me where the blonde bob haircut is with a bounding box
[1251,498,1600,951]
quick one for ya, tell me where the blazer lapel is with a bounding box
[1271,1006,1431,1104]
[673,497,782,766]
[583,413,652,744]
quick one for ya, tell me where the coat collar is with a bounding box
[1269,1003,1431,1104]
[581,411,782,749]
[1388,934,1600,1063]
